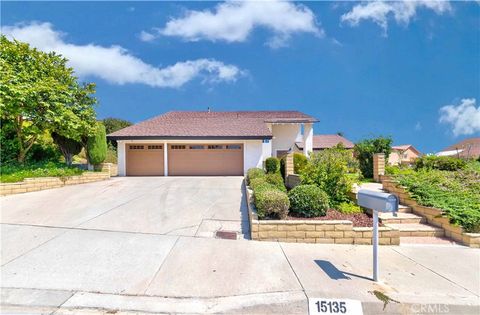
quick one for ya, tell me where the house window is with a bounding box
[148,145,162,150]
[129,145,144,150]
[171,145,186,150]
[402,153,408,159]
[226,145,241,150]
[190,145,205,150]
[208,145,223,149]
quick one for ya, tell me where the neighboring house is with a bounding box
[294,134,354,153]
[108,111,317,176]
[437,137,480,159]
[388,145,421,165]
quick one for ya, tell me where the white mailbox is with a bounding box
[357,190,398,213]
[357,189,399,282]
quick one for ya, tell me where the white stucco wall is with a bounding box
[244,140,268,174]
[271,124,301,157]
[117,141,126,176]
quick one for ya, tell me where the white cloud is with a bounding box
[341,0,451,33]
[2,22,244,88]
[148,0,322,48]
[439,98,480,137]
[139,30,156,42]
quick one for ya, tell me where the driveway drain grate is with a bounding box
[215,230,238,240]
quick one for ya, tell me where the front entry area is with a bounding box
[168,144,243,176]
[126,144,164,176]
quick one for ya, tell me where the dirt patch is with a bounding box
[287,209,378,227]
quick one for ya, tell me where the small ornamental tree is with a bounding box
[86,123,107,165]
[265,157,280,173]
[51,132,83,166]
[354,136,392,178]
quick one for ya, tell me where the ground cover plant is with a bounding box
[387,161,480,232]
[0,161,84,183]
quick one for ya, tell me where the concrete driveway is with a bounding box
[0,177,250,238]
[1,177,479,314]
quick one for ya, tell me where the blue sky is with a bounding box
[2,1,479,153]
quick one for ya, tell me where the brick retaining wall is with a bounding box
[245,182,399,245]
[0,172,111,196]
[380,175,480,248]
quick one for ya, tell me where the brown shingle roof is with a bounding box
[441,137,480,159]
[108,111,317,139]
[296,134,354,150]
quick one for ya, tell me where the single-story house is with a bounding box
[294,134,354,153]
[388,144,421,165]
[108,111,317,176]
[436,137,480,159]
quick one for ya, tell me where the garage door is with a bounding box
[126,144,164,176]
[168,144,243,176]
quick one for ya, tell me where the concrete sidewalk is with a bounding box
[1,225,479,314]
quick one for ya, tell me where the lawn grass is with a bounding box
[389,161,480,232]
[0,161,84,183]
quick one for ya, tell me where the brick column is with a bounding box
[285,152,294,176]
[373,153,385,182]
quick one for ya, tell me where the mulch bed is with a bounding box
[286,209,377,227]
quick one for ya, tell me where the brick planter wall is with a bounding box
[245,182,399,245]
[0,172,111,196]
[380,175,480,248]
[95,163,118,177]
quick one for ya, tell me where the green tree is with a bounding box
[102,117,132,134]
[102,117,132,148]
[51,132,83,166]
[301,145,354,206]
[354,136,392,178]
[86,122,107,165]
[0,36,97,163]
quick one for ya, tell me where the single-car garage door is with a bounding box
[126,144,164,176]
[168,144,243,176]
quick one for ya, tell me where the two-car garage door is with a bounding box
[126,143,243,176]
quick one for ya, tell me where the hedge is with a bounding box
[246,168,265,184]
[288,184,329,217]
[255,189,290,219]
[414,155,467,171]
[265,157,280,174]
[265,173,287,192]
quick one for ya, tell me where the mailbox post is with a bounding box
[357,189,398,282]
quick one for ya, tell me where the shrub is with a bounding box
[265,157,280,174]
[353,136,392,178]
[414,155,466,171]
[86,123,107,165]
[288,185,329,217]
[337,202,362,214]
[265,173,287,192]
[293,153,308,174]
[249,177,274,191]
[255,189,290,219]
[301,146,354,206]
[246,168,265,184]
